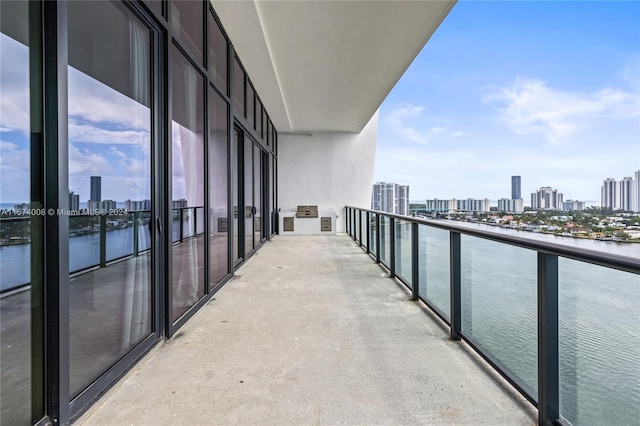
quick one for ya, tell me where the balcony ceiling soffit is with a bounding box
[211,0,455,134]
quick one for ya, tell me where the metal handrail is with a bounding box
[347,206,639,274]
[345,205,639,426]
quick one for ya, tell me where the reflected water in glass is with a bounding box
[460,235,538,395]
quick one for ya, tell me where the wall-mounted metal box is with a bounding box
[321,217,331,232]
[283,217,294,232]
[296,205,318,218]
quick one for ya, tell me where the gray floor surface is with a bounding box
[77,234,536,425]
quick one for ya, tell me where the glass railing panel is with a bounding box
[69,215,101,272]
[137,211,152,253]
[370,213,377,256]
[418,225,450,319]
[460,235,538,395]
[171,209,180,243]
[558,259,640,425]
[182,208,195,240]
[195,207,205,236]
[361,211,367,249]
[380,215,390,266]
[395,218,412,286]
[105,213,134,262]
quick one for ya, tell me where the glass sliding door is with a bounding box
[244,136,254,253]
[208,87,228,285]
[254,146,262,245]
[0,1,43,423]
[232,129,240,264]
[170,44,205,322]
[67,1,153,397]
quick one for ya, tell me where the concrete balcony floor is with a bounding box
[78,234,536,425]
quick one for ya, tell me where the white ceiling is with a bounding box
[211,0,456,133]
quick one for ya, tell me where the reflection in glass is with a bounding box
[233,58,244,115]
[232,130,240,263]
[0,1,38,421]
[254,147,262,243]
[418,226,450,319]
[558,260,640,425]
[209,88,228,284]
[244,138,253,252]
[247,83,254,126]
[257,98,263,136]
[370,213,377,256]
[207,12,227,91]
[380,215,390,265]
[460,235,537,395]
[171,44,205,321]
[171,0,203,62]
[67,0,152,397]
[395,219,412,285]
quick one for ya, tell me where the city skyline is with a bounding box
[374,1,639,204]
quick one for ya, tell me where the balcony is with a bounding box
[77,233,536,425]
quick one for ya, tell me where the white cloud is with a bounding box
[69,120,150,146]
[68,144,111,175]
[68,67,150,132]
[0,34,30,135]
[0,140,30,201]
[483,77,639,143]
[384,104,461,145]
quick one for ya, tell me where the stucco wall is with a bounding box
[278,111,378,233]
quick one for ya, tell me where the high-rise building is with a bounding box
[601,178,618,210]
[397,185,410,216]
[498,198,524,213]
[511,176,521,200]
[602,172,640,212]
[562,200,585,212]
[634,171,640,212]
[620,177,633,211]
[424,199,456,212]
[371,182,409,215]
[456,198,490,212]
[125,199,151,212]
[68,191,80,211]
[90,176,102,202]
[531,187,563,210]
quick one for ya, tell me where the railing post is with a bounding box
[366,211,370,253]
[133,211,139,257]
[411,222,419,301]
[538,252,560,426]
[354,209,358,242]
[450,231,461,340]
[99,214,107,267]
[358,211,363,247]
[345,207,349,235]
[179,208,184,242]
[193,207,197,236]
[375,213,381,264]
[389,216,396,278]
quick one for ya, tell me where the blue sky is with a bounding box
[374,0,640,205]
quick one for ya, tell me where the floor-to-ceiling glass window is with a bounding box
[209,87,228,285]
[170,0,203,63]
[232,129,240,263]
[244,137,254,253]
[0,2,43,423]
[67,0,153,397]
[171,44,205,322]
[254,147,262,244]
